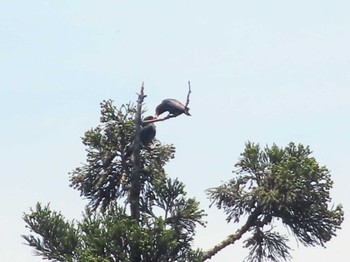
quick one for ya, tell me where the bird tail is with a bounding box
[185,108,191,116]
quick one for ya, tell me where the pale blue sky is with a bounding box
[1,1,349,261]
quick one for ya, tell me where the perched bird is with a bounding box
[124,116,156,158]
[155,99,190,118]
[140,116,156,146]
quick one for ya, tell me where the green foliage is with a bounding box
[142,176,206,257]
[22,98,344,262]
[69,101,137,211]
[69,100,176,212]
[23,203,204,262]
[77,204,201,262]
[243,229,291,262]
[207,142,344,261]
[23,100,205,262]
[22,203,78,261]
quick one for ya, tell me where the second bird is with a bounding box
[155,99,191,118]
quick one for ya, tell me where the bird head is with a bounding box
[142,116,155,126]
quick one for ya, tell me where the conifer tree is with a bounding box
[23,85,344,262]
[23,85,205,262]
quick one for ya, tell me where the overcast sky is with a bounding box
[1,1,349,261]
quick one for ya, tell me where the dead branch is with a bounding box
[142,114,177,124]
[136,82,147,102]
[185,81,192,108]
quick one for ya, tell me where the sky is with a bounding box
[1,1,349,261]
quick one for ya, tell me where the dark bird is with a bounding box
[155,99,191,118]
[124,116,156,158]
[140,116,156,146]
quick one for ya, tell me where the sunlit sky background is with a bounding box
[1,1,349,261]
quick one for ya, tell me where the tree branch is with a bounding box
[143,114,178,123]
[185,81,191,108]
[202,209,260,261]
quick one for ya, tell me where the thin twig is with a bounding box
[185,81,192,108]
[142,114,177,124]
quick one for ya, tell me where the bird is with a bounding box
[124,116,156,158]
[155,99,190,118]
[140,116,156,146]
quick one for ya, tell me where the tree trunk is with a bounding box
[129,83,146,262]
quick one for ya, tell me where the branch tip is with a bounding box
[185,81,192,108]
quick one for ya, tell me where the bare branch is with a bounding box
[142,114,177,124]
[136,82,147,102]
[185,81,192,108]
